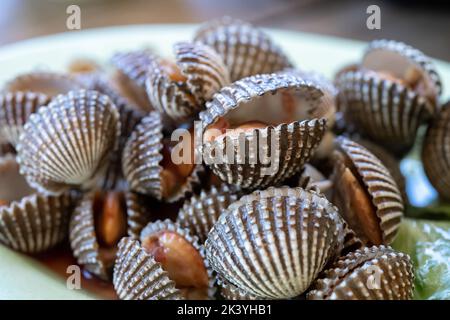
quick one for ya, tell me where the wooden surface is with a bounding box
[0,0,449,61]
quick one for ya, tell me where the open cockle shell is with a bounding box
[332,136,404,245]
[307,245,414,300]
[200,73,326,189]
[146,42,230,123]
[4,71,83,97]
[422,101,450,200]
[0,91,51,147]
[69,191,128,280]
[336,39,441,156]
[176,184,239,243]
[110,49,155,112]
[194,17,292,81]
[122,112,203,202]
[16,90,121,195]
[140,219,216,299]
[205,186,345,299]
[0,155,76,253]
[363,39,442,105]
[113,237,183,300]
[335,68,434,156]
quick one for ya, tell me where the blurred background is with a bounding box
[0,0,449,60]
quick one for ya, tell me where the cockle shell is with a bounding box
[69,191,127,280]
[355,137,407,203]
[307,246,414,300]
[113,237,183,300]
[363,39,442,106]
[0,192,75,254]
[0,91,51,147]
[332,136,404,245]
[146,42,230,123]
[110,50,155,112]
[0,157,76,253]
[140,219,216,299]
[422,101,450,199]
[199,73,326,189]
[336,39,440,156]
[90,77,145,190]
[335,68,434,156]
[4,71,83,97]
[126,191,156,239]
[194,17,292,81]
[176,184,239,243]
[16,90,121,194]
[205,186,345,299]
[122,112,202,202]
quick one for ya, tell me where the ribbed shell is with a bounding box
[335,68,433,156]
[113,237,183,300]
[176,184,239,243]
[4,72,83,97]
[205,186,345,299]
[146,42,230,123]
[218,277,263,300]
[16,90,121,194]
[356,138,407,204]
[363,39,442,102]
[333,136,404,245]
[126,192,155,239]
[307,246,414,300]
[422,101,450,199]
[0,192,75,254]
[122,112,202,202]
[91,78,145,190]
[69,191,116,280]
[0,91,51,146]
[194,17,292,81]
[110,50,155,112]
[140,219,217,299]
[200,73,325,189]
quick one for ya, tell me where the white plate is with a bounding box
[0,24,449,300]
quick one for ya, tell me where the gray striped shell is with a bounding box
[199,73,326,189]
[126,192,155,239]
[90,77,145,191]
[335,68,434,155]
[218,277,263,300]
[146,42,230,123]
[140,219,217,299]
[4,71,83,97]
[122,112,202,202]
[363,39,441,105]
[307,246,414,300]
[110,49,155,112]
[205,186,345,299]
[332,136,404,245]
[0,91,51,147]
[176,184,239,243]
[69,191,127,280]
[336,39,440,156]
[194,17,292,81]
[16,90,121,194]
[0,191,76,254]
[113,237,183,300]
[422,101,450,199]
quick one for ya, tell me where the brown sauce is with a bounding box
[32,244,118,300]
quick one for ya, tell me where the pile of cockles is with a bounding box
[1,16,447,300]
